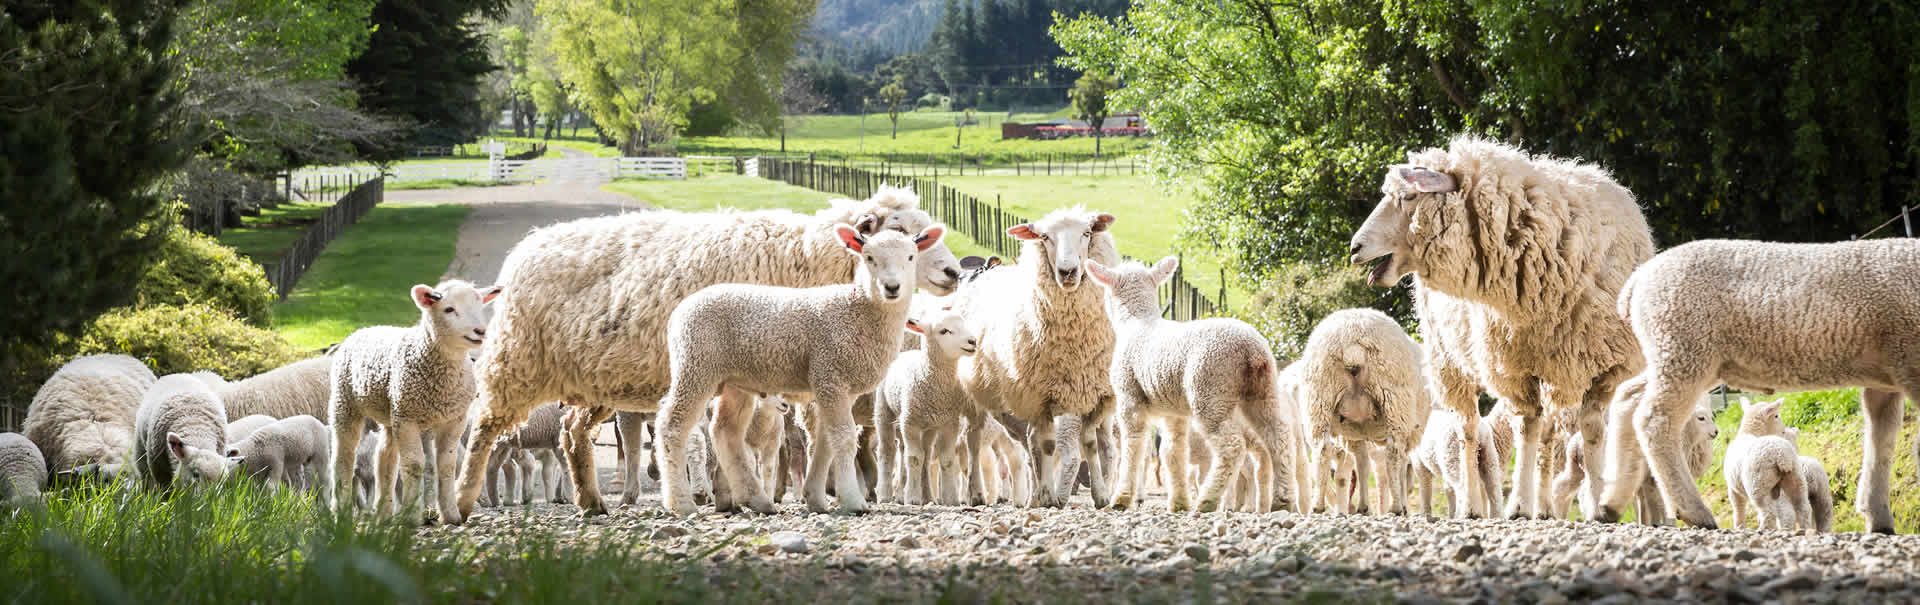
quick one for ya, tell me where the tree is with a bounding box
[778,66,828,153]
[347,0,511,159]
[880,76,908,139]
[1069,70,1117,156]
[1,0,195,356]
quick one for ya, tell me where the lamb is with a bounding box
[1602,238,1920,533]
[132,374,233,486]
[1723,399,1809,530]
[22,354,155,472]
[1410,409,1503,518]
[326,279,500,525]
[947,207,1122,508]
[1090,257,1294,513]
[218,357,333,421]
[1295,309,1429,515]
[656,224,945,515]
[1348,136,1654,519]
[1,432,48,505]
[227,415,329,490]
[227,414,278,444]
[354,426,382,508]
[873,305,980,505]
[1785,427,1834,533]
[451,188,964,520]
[740,395,792,503]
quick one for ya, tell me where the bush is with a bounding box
[134,226,276,327]
[73,303,305,380]
[1231,260,1414,360]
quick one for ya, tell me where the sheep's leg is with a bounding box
[1860,387,1903,534]
[1241,395,1296,514]
[484,444,510,507]
[1024,416,1061,507]
[615,412,650,506]
[1350,443,1375,515]
[1503,410,1545,520]
[1081,408,1114,509]
[963,417,990,506]
[383,423,424,523]
[327,409,366,513]
[1549,440,1583,520]
[515,449,537,505]
[1630,376,1717,529]
[710,387,772,514]
[1164,421,1192,512]
[810,391,868,514]
[1385,446,1413,515]
[1432,363,1483,518]
[927,426,960,505]
[1109,403,1150,510]
[1597,373,1654,523]
[1477,441,1505,519]
[1194,413,1246,513]
[1573,379,1618,520]
[428,420,466,523]
[1415,465,1434,517]
[873,399,900,504]
[657,376,720,517]
[1051,414,1085,507]
[556,405,612,516]
[453,399,528,523]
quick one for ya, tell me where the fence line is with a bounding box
[263,176,384,300]
[298,157,689,183]
[1854,204,1916,239]
[757,157,1222,321]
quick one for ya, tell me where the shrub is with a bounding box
[1232,260,1414,360]
[134,226,276,327]
[73,303,304,379]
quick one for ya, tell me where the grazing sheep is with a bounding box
[326,280,500,525]
[874,306,980,505]
[1603,238,1920,533]
[218,357,333,421]
[1349,136,1654,519]
[23,354,156,472]
[1,432,48,505]
[657,224,945,515]
[1721,398,1811,530]
[453,188,964,521]
[1090,257,1293,513]
[1785,427,1835,533]
[228,415,329,490]
[132,374,233,487]
[948,207,1121,508]
[1410,409,1502,518]
[1295,309,1428,515]
[226,414,278,444]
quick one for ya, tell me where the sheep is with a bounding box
[1602,238,1920,533]
[452,188,964,521]
[1295,309,1429,515]
[1,432,48,505]
[947,207,1121,508]
[1348,136,1654,519]
[218,357,333,421]
[227,415,329,490]
[1088,257,1293,513]
[326,279,500,525]
[132,374,233,487]
[613,412,657,505]
[975,414,1032,505]
[740,394,791,504]
[484,402,572,506]
[656,224,946,516]
[22,354,155,472]
[1410,409,1502,518]
[1625,399,1718,526]
[873,305,980,505]
[1720,397,1812,530]
[227,414,278,444]
[1785,427,1834,533]
[354,426,381,508]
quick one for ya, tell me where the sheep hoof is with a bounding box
[1108,495,1133,511]
[1593,507,1623,524]
[1873,525,1896,535]
[1507,512,1530,521]
[1197,499,1220,513]
[747,498,776,515]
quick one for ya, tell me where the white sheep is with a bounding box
[354,426,381,508]
[451,188,963,521]
[485,402,573,505]
[1603,238,1920,533]
[741,394,791,504]
[1089,257,1294,513]
[23,354,155,472]
[1,432,48,505]
[326,279,500,525]
[1721,398,1811,530]
[226,414,278,444]
[227,415,329,490]
[1410,409,1502,518]
[1785,427,1834,533]
[656,223,945,515]
[1295,309,1428,515]
[132,374,233,486]
[873,305,980,505]
[1349,136,1654,519]
[218,357,333,421]
[947,207,1121,508]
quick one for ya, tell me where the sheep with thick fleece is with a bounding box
[452,189,963,521]
[1,432,48,505]
[1091,257,1293,513]
[219,357,332,421]
[1296,309,1428,515]
[656,224,946,515]
[1410,409,1502,518]
[227,414,277,444]
[23,354,155,472]
[1603,238,1920,533]
[228,415,329,490]
[327,279,500,525]
[133,374,233,486]
[1721,398,1810,530]
[1349,136,1654,519]
[874,305,980,505]
[947,207,1121,508]
[1784,427,1834,533]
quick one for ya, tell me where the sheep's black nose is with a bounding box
[884,284,901,296]
[967,339,977,346]
[1058,268,1077,281]
[1349,242,1363,255]
[474,327,486,337]
[944,268,961,281]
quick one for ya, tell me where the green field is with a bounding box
[603,175,996,260]
[214,201,338,264]
[270,203,471,350]
[679,109,1150,160]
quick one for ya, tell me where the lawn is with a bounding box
[270,203,471,350]
[602,175,997,260]
[679,109,1150,160]
[214,201,338,264]
[491,134,622,158]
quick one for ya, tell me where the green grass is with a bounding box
[271,203,471,350]
[214,201,338,264]
[602,175,996,260]
[679,110,1150,160]
[1696,389,1920,533]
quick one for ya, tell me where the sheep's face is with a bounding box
[1008,208,1116,291]
[838,223,947,303]
[412,280,503,350]
[1351,165,1457,287]
[1691,403,1719,443]
[1084,257,1178,320]
[1737,397,1787,437]
[167,432,233,484]
[909,310,977,355]
[861,208,964,295]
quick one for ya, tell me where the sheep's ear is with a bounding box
[913,224,946,252]
[1090,213,1117,233]
[167,432,188,460]
[853,213,882,235]
[1149,256,1180,285]
[225,447,240,458]
[904,318,925,334]
[984,256,1003,269]
[1394,165,1457,193]
[1007,224,1041,240]
[410,284,442,310]
[1083,259,1116,287]
[1739,396,1753,411]
[479,285,504,304]
[834,224,866,253]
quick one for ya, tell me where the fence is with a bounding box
[699,150,1141,178]
[1854,204,1916,239]
[264,176,384,300]
[758,157,1223,321]
[297,156,689,183]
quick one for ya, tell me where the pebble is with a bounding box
[769,531,809,554]
[1183,544,1210,563]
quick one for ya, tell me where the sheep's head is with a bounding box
[837,223,946,303]
[168,432,233,484]
[225,441,281,486]
[855,207,963,296]
[1084,256,1177,321]
[1737,397,1787,437]
[1691,401,1719,443]
[412,279,503,351]
[1008,207,1116,291]
[1350,165,1457,287]
[905,306,977,356]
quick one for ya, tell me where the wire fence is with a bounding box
[701,150,1143,178]
[263,176,384,300]
[757,157,1222,321]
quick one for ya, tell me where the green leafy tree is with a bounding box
[1069,70,1117,156]
[880,76,908,139]
[348,0,512,158]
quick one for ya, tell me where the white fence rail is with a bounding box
[297,156,690,183]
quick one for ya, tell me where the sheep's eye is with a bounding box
[1083,230,1092,238]
[939,329,951,335]
[907,255,914,261]
[866,255,874,263]
[444,307,456,314]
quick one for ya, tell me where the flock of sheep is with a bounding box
[3,136,1915,540]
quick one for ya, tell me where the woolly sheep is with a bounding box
[227,414,278,444]
[1090,257,1294,513]
[873,305,980,505]
[354,426,381,508]
[657,224,946,515]
[1,432,48,505]
[23,354,155,472]
[228,415,329,490]
[1349,136,1654,519]
[452,188,963,521]
[1410,409,1502,518]
[1721,398,1811,530]
[219,357,333,421]
[1785,427,1834,533]
[741,395,791,504]
[1603,238,1920,533]
[326,279,501,525]
[1295,309,1428,515]
[947,207,1121,508]
[132,374,233,486]
[484,402,572,505]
